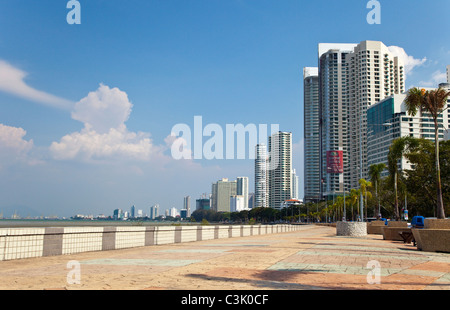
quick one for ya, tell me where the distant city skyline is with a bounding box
[0,1,448,217]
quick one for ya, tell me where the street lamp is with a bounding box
[343,182,347,222]
[359,112,364,222]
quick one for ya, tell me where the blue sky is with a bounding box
[0,0,449,217]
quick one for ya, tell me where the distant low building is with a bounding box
[230,195,248,212]
[113,209,123,220]
[196,198,210,210]
[276,199,302,210]
[180,209,188,219]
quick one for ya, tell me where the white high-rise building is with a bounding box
[291,169,299,199]
[346,40,405,189]
[316,41,406,193]
[268,131,292,208]
[318,44,357,198]
[230,195,246,212]
[169,207,179,218]
[303,67,321,202]
[236,177,249,210]
[255,144,268,208]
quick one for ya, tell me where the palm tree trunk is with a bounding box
[365,192,368,220]
[435,120,445,219]
[376,181,380,219]
[394,171,399,221]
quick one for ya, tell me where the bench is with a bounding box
[399,231,415,245]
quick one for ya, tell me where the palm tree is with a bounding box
[369,163,386,219]
[349,188,360,221]
[359,179,372,221]
[404,87,450,219]
[388,136,419,220]
[335,196,344,221]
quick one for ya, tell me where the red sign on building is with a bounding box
[326,150,343,174]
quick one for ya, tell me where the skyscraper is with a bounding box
[255,144,268,208]
[230,195,246,212]
[291,169,299,200]
[346,41,405,189]
[150,204,159,219]
[236,177,249,210]
[183,196,191,217]
[268,131,292,208]
[303,67,321,202]
[318,44,356,198]
[169,207,179,217]
[113,209,123,220]
[211,178,237,212]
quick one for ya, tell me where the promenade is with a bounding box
[0,224,449,291]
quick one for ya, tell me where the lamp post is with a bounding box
[359,112,364,222]
[343,182,346,222]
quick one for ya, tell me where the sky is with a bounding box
[0,0,449,218]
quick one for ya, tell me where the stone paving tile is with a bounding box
[267,262,403,276]
[200,267,373,290]
[408,261,450,272]
[158,249,229,254]
[81,258,203,267]
[228,249,276,253]
[398,269,446,277]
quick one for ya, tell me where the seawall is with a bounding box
[0,224,302,261]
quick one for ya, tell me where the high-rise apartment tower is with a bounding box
[346,41,405,188]
[255,144,268,208]
[268,131,292,208]
[303,67,321,202]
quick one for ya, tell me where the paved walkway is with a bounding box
[0,225,449,290]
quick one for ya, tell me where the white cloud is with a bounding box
[0,60,73,109]
[0,123,34,168]
[50,126,162,162]
[417,70,448,87]
[388,46,427,76]
[0,124,33,152]
[50,84,165,162]
[433,71,448,84]
[71,84,132,134]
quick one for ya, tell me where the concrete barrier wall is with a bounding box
[0,224,302,261]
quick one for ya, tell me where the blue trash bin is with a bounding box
[411,216,424,228]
